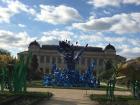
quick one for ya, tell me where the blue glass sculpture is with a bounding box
[43,41,99,87]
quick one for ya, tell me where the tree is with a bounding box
[0,48,10,55]
[101,60,114,80]
[0,49,17,69]
[119,59,140,81]
[28,55,39,81]
[119,58,140,98]
[137,57,140,61]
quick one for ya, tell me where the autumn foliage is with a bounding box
[119,58,140,81]
[0,49,16,68]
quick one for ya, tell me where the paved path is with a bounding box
[27,88,132,105]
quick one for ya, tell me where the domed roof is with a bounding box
[29,40,40,47]
[105,43,115,51]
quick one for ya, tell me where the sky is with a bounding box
[0,0,140,59]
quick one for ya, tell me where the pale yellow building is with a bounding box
[18,40,126,78]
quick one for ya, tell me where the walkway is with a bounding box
[27,88,131,105]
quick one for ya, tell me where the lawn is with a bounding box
[0,92,53,105]
[0,92,13,101]
[27,80,129,91]
[90,94,140,105]
[27,80,43,87]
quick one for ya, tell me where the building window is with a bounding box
[57,57,62,64]
[99,59,103,65]
[52,57,56,64]
[46,56,50,63]
[40,56,44,63]
[87,58,91,65]
[81,57,85,65]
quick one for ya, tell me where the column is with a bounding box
[96,59,99,79]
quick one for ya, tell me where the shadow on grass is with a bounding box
[0,91,53,105]
[39,98,77,105]
[90,94,140,105]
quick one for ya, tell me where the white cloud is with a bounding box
[39,30,74,45]
[36,5,81,24]
[78,32,140,59]
[0,1,80,24]
[7,0,28,13]
[0,30,36,51]
[103,10,111,15]
[79,33,140,46]
[118,45,140,59]
[88,0,120,7]
[0,8,12,23]
[123,0,140,5]
[79,33,113,43]
[0,0,36,23]
[0,29,139,59]
[0,29,75,56]
[88,0,140,7]
[80,32,104,42]
[73,12,140,34]
[18,24,26,28]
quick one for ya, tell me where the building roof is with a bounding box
[116,55,126,61]
[29,40,40,47]
[17,51,28,55]
[41,45,103,52]
[42,45,58,50]
[105,43,116,51]
[77,46,103,52]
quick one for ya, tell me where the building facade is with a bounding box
[18,40,126,78]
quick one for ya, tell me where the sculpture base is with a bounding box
[43,64,100,88]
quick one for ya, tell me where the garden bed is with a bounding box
[90,94,140,105]
[0,92,53,105]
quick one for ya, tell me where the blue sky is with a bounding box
[0,0,140,59]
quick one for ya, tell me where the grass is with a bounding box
[0,92,14,101]
[27,80,129,91]
[0,94,12,101]
[0,91,53,105]
[0,91,53,98]
[90,94,140,105]
[0,91,53,97]
[27,80,43,87]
